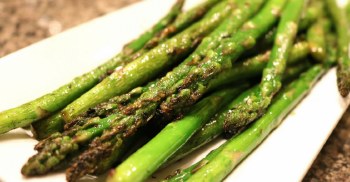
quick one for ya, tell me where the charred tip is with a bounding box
[222,122,246,139]
[223,121,239,139]
[338,83,350,97]
[66,141,114,182]
[337,67,350,97]
[66,157,93,182]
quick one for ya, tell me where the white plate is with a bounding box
[0,0,349,182]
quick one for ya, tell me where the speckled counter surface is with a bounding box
[0,0,349,181]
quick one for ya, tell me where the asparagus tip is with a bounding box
[21,156,50,176]
[337,67,350,97]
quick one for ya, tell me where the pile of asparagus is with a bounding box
[0,0,349,181]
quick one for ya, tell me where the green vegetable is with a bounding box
[223,0,305,136]
[167,56,311,166]
[123,0,185,53]
[64,0,268,180]
[22,0,262,177]
[0,0,185,135]
[108,86,247,182]
[307,17,331,62]
[21,84,154,176]
[31,0,233,139]
[208,41,310,90]
[144,0,222,49]
[160,0,289,115]
[170,65,325,182]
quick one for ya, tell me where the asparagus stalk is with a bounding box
[110,64,312,182]
[223,0,305,136]
[61,0,231,123]
[166,61,311,166]
[238,2,322,60]
[64,0,271,180]
[325,0,350,97]
[123,0,185,53]
[108,86,247,182]
[0,0,185,134]
[179,65,325,182]
[307,18,331,63]
[22,0,266,174]
[144,0,221,49]
[21,83,156,176]
[130,0,222,60]
[159,0,289,115]
[325,33,338,68]
[21,39,310,177]
[163,62,311,182]
[22,114,117,176]
[64,1,289,181]
[168,65,325,181]
[299,0,323,30]
[208,41,310,90]
[168,37,339,165]
[32,0,319,140]
[165,139,228,182]
[31,0,233,139]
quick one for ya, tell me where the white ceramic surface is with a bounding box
[0,0,349,182]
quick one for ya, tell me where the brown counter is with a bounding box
[0,0,349,181]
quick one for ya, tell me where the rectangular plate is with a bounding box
[0,0,349,181]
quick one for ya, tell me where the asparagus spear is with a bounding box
[325,33,338,68]
[167,42,310,164]
[108,62,311,182]
[168,34,339,166]
[61,0,231,123]
[32,0,319,139]
[21,39,310,177]
[307,18,331,63]
[179,65,325,182]
[21,83,156,176]
[0,0,185,134]
[65,0,270,180]
[31,0,233,139]
[163,63,311,182]
[159,0,289,116]
[236,2,322,60]
[23,0,263,173]
[223,0,305,136]
[144,0,221,49]
[165,138,228,182]
[208,41,310,90]
[64,1,286,180]
[123,0,185,54]
[166,64,305,181]
[299,0,323,31]
[325,0,350,97]
[130,0,222,60]
[108,86,247,182]
[104,64,309,182]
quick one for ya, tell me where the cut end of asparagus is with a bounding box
[337,67,350,97]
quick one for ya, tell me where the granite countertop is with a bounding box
[0,0,349,181]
